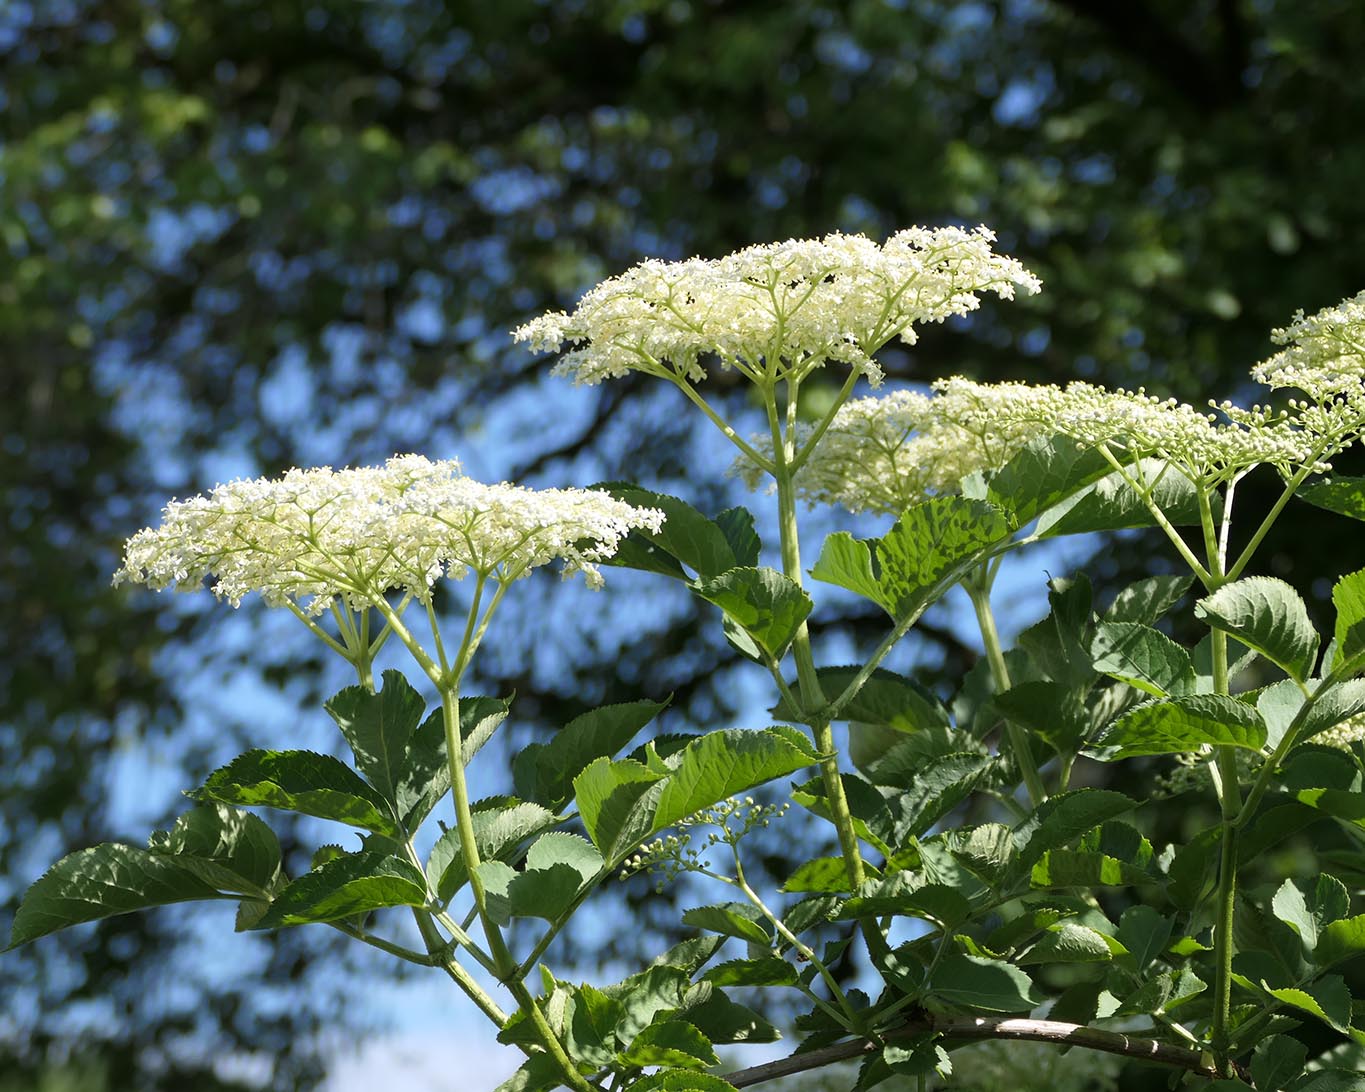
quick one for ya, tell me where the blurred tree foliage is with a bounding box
[5,0,1365,1087]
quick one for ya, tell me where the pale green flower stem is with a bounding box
[765,381,867,892]
[359,588,599,1092]
[962,563,1047,807]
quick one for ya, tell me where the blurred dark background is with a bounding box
[5,1,1365,1088]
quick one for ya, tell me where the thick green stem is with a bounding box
[965,575,1046,807]
[767,385,866,890]
[440,689,596,1092]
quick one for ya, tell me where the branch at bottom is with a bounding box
[723,1016,1246,1088]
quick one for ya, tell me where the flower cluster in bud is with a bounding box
[618,797,790,891]
[513,227,1040,388]
[1315,712,1365,751]
[115,455,666,613]
[1253,290,1365,402]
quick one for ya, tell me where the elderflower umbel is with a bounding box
[1252,289,1365,402]
[513,227,1040,388]
[115,455,665,614]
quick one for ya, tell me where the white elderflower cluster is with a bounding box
[745,376,1333,516]
[513,226,1041,388]
[1252,290,1365,401]
[115,455,665,613]
[1315,712,1365,751]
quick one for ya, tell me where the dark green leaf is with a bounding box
[194,749,400,836]
[514,699,669,810]
[596,483,741,581]
[1196,578,1320,683]
[1104,574,1195,625]
[1333,569,1365,673]
[1090,621,1195,696]
[837,876,970,929]
[1316,914,1365,967]
[987,433,1114,525]
[682,989,780,1044]
[928,953,1040,1012]
[1097,694,1266,758]
[782,856,865,894]
[396,696,511,829]
[1264,976,1353,1033]
[1300,476,1365,522]
[714,506,761,568]
[1017,921,1113,965]
[703,957,798,987]
[681,902,771,944]
[8,844,226,949]
[1114,968,1206,1016]
[872,498,1013,619]
[774,665,951,734]
[1013,789,1138,873]
[694,566,813,659]
[1116,905,1173,973]
[991,680,1091,757]
[1031,849,1152,889]
[325,669,425,801]
[253,851,427,928]
[626,1071,738,1092]
[566,983,621,1069]
[146,802,282,897]
[1251,1034,1307,1092]
[1035,458,1201,537]
[426,800,560,901]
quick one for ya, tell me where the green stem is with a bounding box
[732,855,861,1032]
[440,688,596,1092]
[1226,452,1330,582]
[1094,447,1214,586]
[767,384,866,890]
[964,572,1045,807]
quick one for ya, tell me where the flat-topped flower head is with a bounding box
[115,455,665,613]
[1252,290,1365,401]
[513,226,1041,389]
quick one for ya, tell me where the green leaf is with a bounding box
[194,749,400,836]
[681,902,771,944]
[1013,790,1138,873]
[682,989,780,1044]
[782,856,863,894]
[810,531,884,607]
[596,484,741,581]
[775,666,951,734]
[714,506,761,568]
[1264,976,1353,1033]
[784,895,841,937]
[1016,574,1096,690]
[1114,968,1206,1016]
[1116,905,1173,973]
[927,953,1040,1013]
[1251,1034,1307,1092]
[991,680,1091,757]
[1317,914,1365,967]
[1035,458,1201,537]
[1017,921,1113,965]
[514,699,669,810]
[396,696,511,829]
[872,498,1013,618]
[694,566,812,659]
[837,876,971,929]
[626,1071,738,1092]
[253,851,428,928]
[1300,476,1365,521]
[326,669,425,801]
[1334,569,1365,673]
[146,802,282,898]
[1302,680,1365,742]
[811,498,1011,619]
[1090,621,1195,696]
[7,843,226,949]
[1196,578,1320,683]
[495,832,604,922]
[1097,694,1267,759]
[601,964,692,1041]
[650,726,819,832]
[426,799,560,901]
[572,757,666,862]
[987,433,1115,525]
[1031,849,1152,889]
[880,751,994,836]
[703,957,798,987]
[1104,574,1195,626]
[566,983,622,1069]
